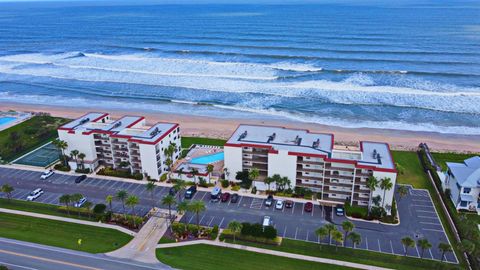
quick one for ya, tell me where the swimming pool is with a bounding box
[190,152,224,164]
[0,116,17,126]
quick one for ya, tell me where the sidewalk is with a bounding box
[156,239,393,270]
[0,208,136,236]
[107,208,174,264]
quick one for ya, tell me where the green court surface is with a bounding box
[14,142,61,167]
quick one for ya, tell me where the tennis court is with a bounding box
[14,142,61,167]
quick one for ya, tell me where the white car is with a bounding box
[74,197,87,208]
[26,188,44,201]
[262,216,272,227]
[40,169,54,180]
[275,199,284,210]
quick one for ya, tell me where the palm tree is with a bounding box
[397,185,408,201]
[459,239,475,255]
[190,168,199,184]
[249,168,259,184]
[227,220,242,242]
[264,177,274,192]
[315,227,328,247]
[71,193,83,218]
[341,221,354,247]
[126,195,139,227]
[347,232,361,249]
[438,242,452,262]
[401,237,415,256]
[78,153,86,170]
[272,174,283,191]
[206,164,214,183]
[59,194,71,215]
[53,139,69,166]
[282,176,291,191]
[1,184,14,200]
[116,190,128,217]
[83,201,93,219]
[145,181,156,209]
[70,149,79,167]
[162,194,176,228]
[223,167,230,180]
[105,195,113,212]
[173,179,187,202]
[324,223,336,245]
[417,238,432,259]
[331,230,343,251]
[380,177,393,209]
[164,142,177,180]
[177,201,190,230]
[189,200,206,230]
[366,176,379,215]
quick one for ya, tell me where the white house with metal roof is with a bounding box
[445,156,480,214]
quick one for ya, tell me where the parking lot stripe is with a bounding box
[188,215,195,224]
[365,237,368,250]
[418,215,438,219]
[415,245,420,257]
[294,227,298,239]
[291,202,295,214]
[306,230,309,241]
[131,184,142,194]
[283,227,287,237]
[311,205,314,217]
[416,209,435,213]
[428,248,433,259]
[422,228,444,232]
[207,216,215,227]
[412,204,434,208]
[200,192,207,201]
[218,217,225,228]
[419,221,440,225]
[199,214,206,224]
[236,195,243,207]
[377,239,381,252]
[98,180,110,189]
[301,205,305,215]
[390,240,394,254]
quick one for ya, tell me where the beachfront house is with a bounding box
[58,112,181,180]
[223,124,398,213]
[444,156,480,214]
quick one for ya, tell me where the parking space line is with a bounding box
[415,245,420,257]
[188,215,195,224]
[291,202,295,214]
[294,227,298,239]
[199,214,206,224]
[301,205,305,215]
[131,184,142,194]
[377,239,381,252]
[365,237,369,250]
[207,216,215,227]
[422,228,444,232]
[311,205,314,217]
[416,210,435,213]
[283,227,287,237]
[98,180,111,189]
[428,248,434,259]
[412,204,434,208]
[418,215,438,219]
[306,230,309,241]
[390,240,394,254]
[47,194,60,204]
[236,195,243,207]
[419,221,441,225]
[201,192,207,201]
[218,217,225,228]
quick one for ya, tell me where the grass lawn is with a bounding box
[156,244,354,270]
[0,115,69,162]
[181,136,226,149]
[0,212,132,253]
[0,198,94,221]
[431,152,479,171]
[158,236,176,244]
[222,238,449,270]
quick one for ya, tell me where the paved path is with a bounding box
[0,208,136,236]
[107,209,173,264]
[156,239,393,270]
[0,237,169,270]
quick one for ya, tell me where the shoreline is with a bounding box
[1,102,479,153]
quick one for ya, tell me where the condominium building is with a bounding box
[444,156,480,214]
[224,124,397,208]
[58,112,181,180]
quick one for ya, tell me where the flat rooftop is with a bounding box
[59,112,178,144]
[227,124,395,170]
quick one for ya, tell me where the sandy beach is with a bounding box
[1,102,479,153]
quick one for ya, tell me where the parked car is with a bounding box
[221,192,231,202]
[275,199,284,210]
[211,187,222,201]
[335,206,345,216]
[74,197,87,208]
[262,216,272,227]
[26,188,44,201]
[285,200,294,208]
[304,202,313,212]
[75,174,87,183]
[265,194,274,206]
[40,169,54,180]
[184,185,197,199]
[169,187,177,196]
[230,193,239,203]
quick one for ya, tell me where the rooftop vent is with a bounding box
[150,127,160,137]
[239,130,248,140]
[372,149,377,159]
[312,139,320,149]
[113,121,122,129]
[267,132,276,143]
[294,135,302,146]
[79,118,90,125]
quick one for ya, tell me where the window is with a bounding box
[463,188,471,194]
[460,201,468,207]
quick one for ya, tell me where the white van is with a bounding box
[262,216,272,227]
[210,187,222,201]
[26,188,44,201]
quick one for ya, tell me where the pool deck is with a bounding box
[176,145,225,177]
[0,111,32,132]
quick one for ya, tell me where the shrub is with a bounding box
[236,171,252,189]
[160,173,167,182]
[93,203,107,215]
[211,225,219,240]
[263,225,277,240]
[97,167,143,180]
[54,163,70,172]
[251,186,257,194]
[231,185,241,191]
[75,168,91,174]
[221,179,229,188]
[345,202,368,219]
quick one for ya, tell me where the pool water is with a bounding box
[0,116,17,126]
[190,152,224,164]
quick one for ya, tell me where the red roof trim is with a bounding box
[126,116,145,128]
[92,113,109,123]
[128,123,179,145]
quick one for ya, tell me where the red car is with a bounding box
[221,192,231,202]
[304,202,313,212]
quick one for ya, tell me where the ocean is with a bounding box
[0,1,479,134]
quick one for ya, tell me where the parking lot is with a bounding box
[0,167,458,264]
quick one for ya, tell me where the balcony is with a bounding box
[324,187,352,196]
[129,143,139,150]
[244,156,268,164]
[95,141,110,147]
[243,164,267,172]
[325,164,355,172]
[296,165,323,173]
[324,179,353,187]
[130,150,140,157]
[296,173,322,181]
[321,194,347,204]
[111,140,127,145]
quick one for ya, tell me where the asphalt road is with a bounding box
[0,166,458,263]
[0,238,170,270]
